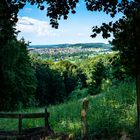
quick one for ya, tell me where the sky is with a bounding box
[17,1,122,45]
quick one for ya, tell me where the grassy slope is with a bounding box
[0,81,136,138]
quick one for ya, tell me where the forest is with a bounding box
[0,0,140,140]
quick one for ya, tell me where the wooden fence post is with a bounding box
[45,108,51,132]
[81,98,89,140]
[18,114,22,134]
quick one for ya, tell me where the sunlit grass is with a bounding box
[0,81,137,138]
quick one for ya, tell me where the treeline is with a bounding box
[30,43,110,49]
[0,40,133,111]
[33,50,105,62]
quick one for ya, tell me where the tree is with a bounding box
[53,60,81,95]
[0,38,37,110]
[110,10,140,135]
[84,57,106,95]
[33,60,66,105]
[0,1,36,110]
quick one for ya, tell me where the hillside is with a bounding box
[28,43,113,61]
[29,43,111,49]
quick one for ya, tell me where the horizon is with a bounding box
[29,42,110,46]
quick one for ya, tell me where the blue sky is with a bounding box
[17,1,122,45]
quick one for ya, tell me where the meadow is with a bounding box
[0,81,136,139]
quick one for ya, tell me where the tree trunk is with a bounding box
[136,73,140,130]
[134,9,140,138]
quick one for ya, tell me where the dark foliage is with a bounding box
[0,39,36,111]
[34,61,66,105]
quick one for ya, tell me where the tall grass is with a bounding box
[87,81,136,137]
[48,81,136,138]
[0,81,136,139]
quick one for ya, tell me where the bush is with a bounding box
[68,88,89,100]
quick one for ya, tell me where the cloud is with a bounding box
[77,33,86,37]
[18,17,34,25]
[17,17,56,37]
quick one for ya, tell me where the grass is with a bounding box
[87,81,136,137]
[0,81,137,139]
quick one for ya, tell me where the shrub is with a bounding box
[68,88,89,100]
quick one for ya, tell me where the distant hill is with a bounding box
[29,43,111,49]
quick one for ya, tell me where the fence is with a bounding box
[0,108,51,139]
